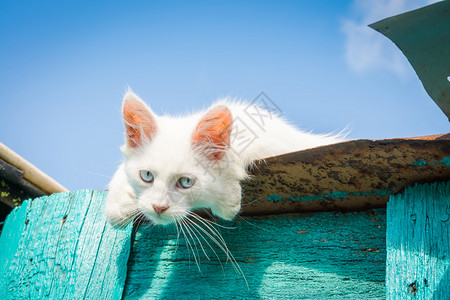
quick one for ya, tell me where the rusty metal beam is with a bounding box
[240,134,450,215]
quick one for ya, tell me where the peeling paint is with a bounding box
[242,137,450,215]
[292,195,325,202]
[411,157,450,167]
[268,189,392,202]
[412,159,427,166]
[330,191,349,199]
[439,156,450,167]
[266,195,283,202]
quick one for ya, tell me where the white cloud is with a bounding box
[341,0,440,77]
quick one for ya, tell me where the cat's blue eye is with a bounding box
[140,170,154,183]
[177,176,195,189]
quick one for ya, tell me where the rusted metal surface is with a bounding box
[240,134,450,215]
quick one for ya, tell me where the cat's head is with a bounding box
[120,91,244,225]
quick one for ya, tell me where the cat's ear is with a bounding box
[192,105,232,160]
[122,91,157,149]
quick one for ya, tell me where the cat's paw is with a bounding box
[105,185,138,228]
[211,193,242,221]
[212,202,241,221]
[105,192,138,228]
[105,164,139,228]
[210,182,242,221]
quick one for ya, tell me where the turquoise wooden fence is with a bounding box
[0,190,132,299]
[1,181,449,299]
[386,182,450,299]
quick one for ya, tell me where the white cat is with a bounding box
[105,90,343,228]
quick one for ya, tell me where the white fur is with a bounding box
[105,91,344,227]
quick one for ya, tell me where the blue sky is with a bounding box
[0,0,448,191]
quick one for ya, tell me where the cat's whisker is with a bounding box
[187,219,226,273]
[187,213,248,286]
[134,210,154,230]
[172,216,181,255]
[140,215,150,229]
[187,212,232,249]
[235,214,271,232]
[144,219,154,230]
[179,219,202,272]
[109,205,141,229]
[132,213,141,228]
[134,211,143,223]
[190,210,236,230]
[73,167,113,179]
[180,214,226,272]
[180,218,202,261]
[184,215,248,287]
[240,198,259,206]
[186,216,231,263]
[181,217,210,261]
[177,219,193,265]
[183,217,224,263]
[133,211,148,230]
[185,213,232,260]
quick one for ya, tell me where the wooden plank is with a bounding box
[242,135,450,215]
[386,181,450,299]
[0,190,133,299]
[124,209,386,299]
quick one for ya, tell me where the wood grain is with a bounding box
[386,181,450,299]
[124,209,386,299]
[0,190,132,299]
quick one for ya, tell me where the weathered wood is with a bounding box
[242,135,450,215]
[0,190,133,299]
[124,209,386,299]
[386,181,450,299]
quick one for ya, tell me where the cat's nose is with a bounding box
[152,204,169,216]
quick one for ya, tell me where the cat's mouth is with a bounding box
[143,211,176,226]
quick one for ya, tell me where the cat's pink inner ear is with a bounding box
[122,97,157,148]
[193,106,232,160]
